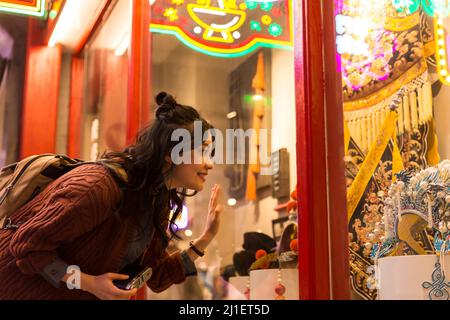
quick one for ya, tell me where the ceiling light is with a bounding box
[253,94,264,101]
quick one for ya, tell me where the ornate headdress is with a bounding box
[373,160,450,259]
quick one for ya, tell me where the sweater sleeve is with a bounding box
[9,165,122,275]
[180,250,198,277]
[146,250,187,293]
[139,229,191,293]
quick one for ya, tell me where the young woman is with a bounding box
[0,92,222,300]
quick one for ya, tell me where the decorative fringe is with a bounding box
[410,91,418,129]
[345,71,433,154]
[403,94,411,132]
[427,195,433,229]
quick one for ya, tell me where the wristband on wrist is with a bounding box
[189,241,205,257]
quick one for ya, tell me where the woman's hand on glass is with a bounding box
[202,184,222,240]
[184,184,222,261]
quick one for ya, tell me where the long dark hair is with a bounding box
[101,92,213,249]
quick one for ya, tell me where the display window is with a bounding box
[51,0,299,300]
[336,0,450,300]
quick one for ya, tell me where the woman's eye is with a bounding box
[205,147,215,158]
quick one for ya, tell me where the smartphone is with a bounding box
[113,265,153,290]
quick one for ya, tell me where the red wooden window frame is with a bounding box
[295,0,350,300]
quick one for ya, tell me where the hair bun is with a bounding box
[155,92,178,120]
[156,92,168,105]
[156,91,177,107]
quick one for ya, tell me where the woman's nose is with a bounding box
[204,156,214,170]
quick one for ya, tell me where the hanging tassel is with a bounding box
[409,91,419,130]
[427,195,434,229]
[361,116,368,153]
[439,240,446,281]
[375,109,381,142]
[380,107,387,133]
[397,96,405,135]
[365,116,371,152]
[350,118,357,148]
[375,246,381,295]
[417,86,426,125]
[347,119,354,147]
[350,116,356,149]
[358,116,364,152]
[383,207,389,235]
[356,117,362,149]
[370,111,376,149]
[423,81,433,122]
[397,195,402,222]
[403,94,411,132]
[355,114,363,151]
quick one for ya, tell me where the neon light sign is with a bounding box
[0,0,46,17]
[434,16,450,84]
[150,0,293,58]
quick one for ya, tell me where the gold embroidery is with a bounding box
[344,61,427,111]
[384,12,420,32]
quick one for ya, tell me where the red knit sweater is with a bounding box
[0,164,186,299]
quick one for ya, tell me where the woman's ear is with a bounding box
[165,154,173,165]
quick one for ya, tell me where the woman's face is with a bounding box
[165,137,214,191]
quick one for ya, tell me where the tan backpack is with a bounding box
[0,154,127,230]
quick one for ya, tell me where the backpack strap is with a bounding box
[54,157,129,186]
[93,161,129,186]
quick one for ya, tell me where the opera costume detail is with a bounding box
[336,0,443,300]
